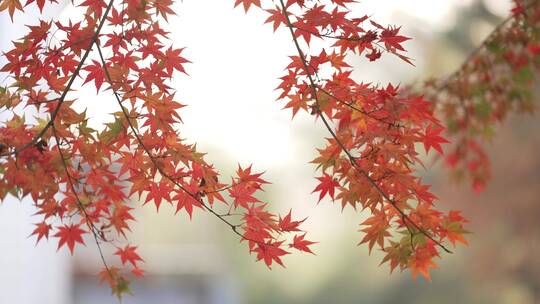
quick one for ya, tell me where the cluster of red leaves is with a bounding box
[424,0,540,192]
[227,165,317,267]
[0,0,313,298]
[240,0,468,280]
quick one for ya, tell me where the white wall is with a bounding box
[0,5,70,304]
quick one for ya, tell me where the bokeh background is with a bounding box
[1,0,539,303]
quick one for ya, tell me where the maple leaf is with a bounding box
[236,165,269,189]
[409,247,439,281]
[98,266,120,289]
[360,214,391,253]
[24,0,55,12]
[83,60,106,91]
[278,210,305,232]
[131,267,145,277]
[312,173,340,201]
[112,276,132,300]
[0,0,23,20]
[30,222,51,244]
[234,0,261,12]
[109,204,135,237]
[422,124,449,154]
[289,234,316,254]
[172,182,203,219]
[79,0,106,16]
[162,47,190,76]
[98,267,132,300]
[154,0,175,20]
[115,245,144,267]
[332,0,355,7]
[376,25,410,51]
[285,0,305,8]
[144,181,172,211]
[265,7,285,32]
[254,241,289,268]
[53,224,87,254]
[283,93,308,118]
[444,211,469,246]
[445,222,469,247]
[365,49,382,62]
[228,183,261,209]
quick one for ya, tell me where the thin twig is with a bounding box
[51,124,113,279]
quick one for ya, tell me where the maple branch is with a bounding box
[0,0,115,158]
[278,0,452,254]
[50,123,114,280]
[94,44,277,250]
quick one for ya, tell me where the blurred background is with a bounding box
[1,0,539,303]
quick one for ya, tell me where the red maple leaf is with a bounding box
[131,267,145,277]
[289,234,316,254]
[234,0,261,12]
[254,241,289,268]
[409,243,439,281]
[24,0,55,12]
[30,222,51,244]
[228,183,261,209]
[83,60,106,91]
[0,0,23,20]
[265,7,286,32]
[53,224,87,254]
[312,173,340,201]
[162,47,189,76]
[278,210,305,232]
[172,181,203,219]
[115,245,144,268]
[422,124,449,154]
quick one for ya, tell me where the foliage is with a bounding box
[0,0,538,298]
[425,0,540,191]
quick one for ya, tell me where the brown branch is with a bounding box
[278,0,452,254]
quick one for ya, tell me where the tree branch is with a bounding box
[278,0,452,254]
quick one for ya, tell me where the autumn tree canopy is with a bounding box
[0,0,538,298]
